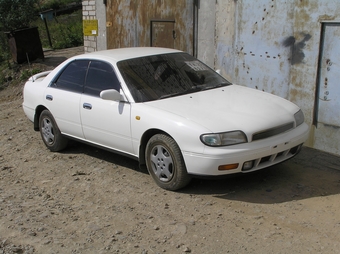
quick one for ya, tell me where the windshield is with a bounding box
[117,52,231,102]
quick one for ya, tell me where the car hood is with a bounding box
[145,85,299,135]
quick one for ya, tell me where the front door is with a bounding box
[80,60,134,155]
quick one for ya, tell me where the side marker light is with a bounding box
[218,163,239,171]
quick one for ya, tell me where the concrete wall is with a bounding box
[96,0,107,51]
[82,0,96,52]
[196,0,215,68]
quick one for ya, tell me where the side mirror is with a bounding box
[100,89,123,101]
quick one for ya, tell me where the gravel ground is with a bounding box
[1,47,340,254]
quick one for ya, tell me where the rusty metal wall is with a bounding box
[105,0,194,54]
[201,0,340,155]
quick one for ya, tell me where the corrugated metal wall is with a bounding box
[105,0,195,54]
[197,0,340,155]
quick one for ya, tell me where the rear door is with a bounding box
[44,60,89,139]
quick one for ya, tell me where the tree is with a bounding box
[0,0,39,31]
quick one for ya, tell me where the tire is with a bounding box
[145,134,191,191]
[39,110,68,152]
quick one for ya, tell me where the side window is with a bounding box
[84,60,121,97]
[51,60,89,93]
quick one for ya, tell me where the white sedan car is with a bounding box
[23,47,309,190]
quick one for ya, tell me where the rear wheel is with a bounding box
[39,110,68,152]
[145,134,191,191]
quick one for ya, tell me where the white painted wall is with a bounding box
[96,0,107,51]
[197,0,215,68]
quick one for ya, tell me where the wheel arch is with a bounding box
[138,128,174,171]
[34,105,48,131]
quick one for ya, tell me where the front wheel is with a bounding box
[39,110,68,152]
[145,134,191,191]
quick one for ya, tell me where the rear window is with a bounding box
[51,60,89,93]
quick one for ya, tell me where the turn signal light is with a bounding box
[218,163,239,171]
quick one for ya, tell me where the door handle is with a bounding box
[83,103,92,110]
[46,95,53,101]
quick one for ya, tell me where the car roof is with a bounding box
[72,47,183,63]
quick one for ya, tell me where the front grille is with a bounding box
[242,144,302,172]
[252,122,294,141]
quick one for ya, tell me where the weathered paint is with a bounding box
[151,20,175,48]
[313,23,340,155]
[197,0,340,155]
[289,0,340,154]
[228,0,296,99]
[105,0,194,54]
[91,0,340,155]
[317,23,340,127]
[196,0,216,68]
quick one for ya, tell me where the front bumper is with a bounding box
[182,123,309,176]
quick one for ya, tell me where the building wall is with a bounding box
[96,0,107,51]
[83,0,340,155]
[197,0,340,155]
[196,0,215,68]
[83,1,195,54]
[82,0,96,52]
[105,0,195,54]
[82,0,106,52]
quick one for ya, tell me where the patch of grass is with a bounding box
[0,31,10,63]
[20,68,42,81]
[33,9,83,49]
[0,1,83,91]
[0,63,15,91]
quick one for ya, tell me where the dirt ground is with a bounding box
[1,47,340,254]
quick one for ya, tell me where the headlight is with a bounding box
[294,110,304,127]
[200,131,248,146]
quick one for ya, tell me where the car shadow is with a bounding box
[181,147,340,204]
[63,140,146,174]
[61,142,340,204]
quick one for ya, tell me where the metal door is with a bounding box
[151,20,175,48]
[316,23,340,127]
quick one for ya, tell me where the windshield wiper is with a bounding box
[202,82,231,91]
[158,86,203,100]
